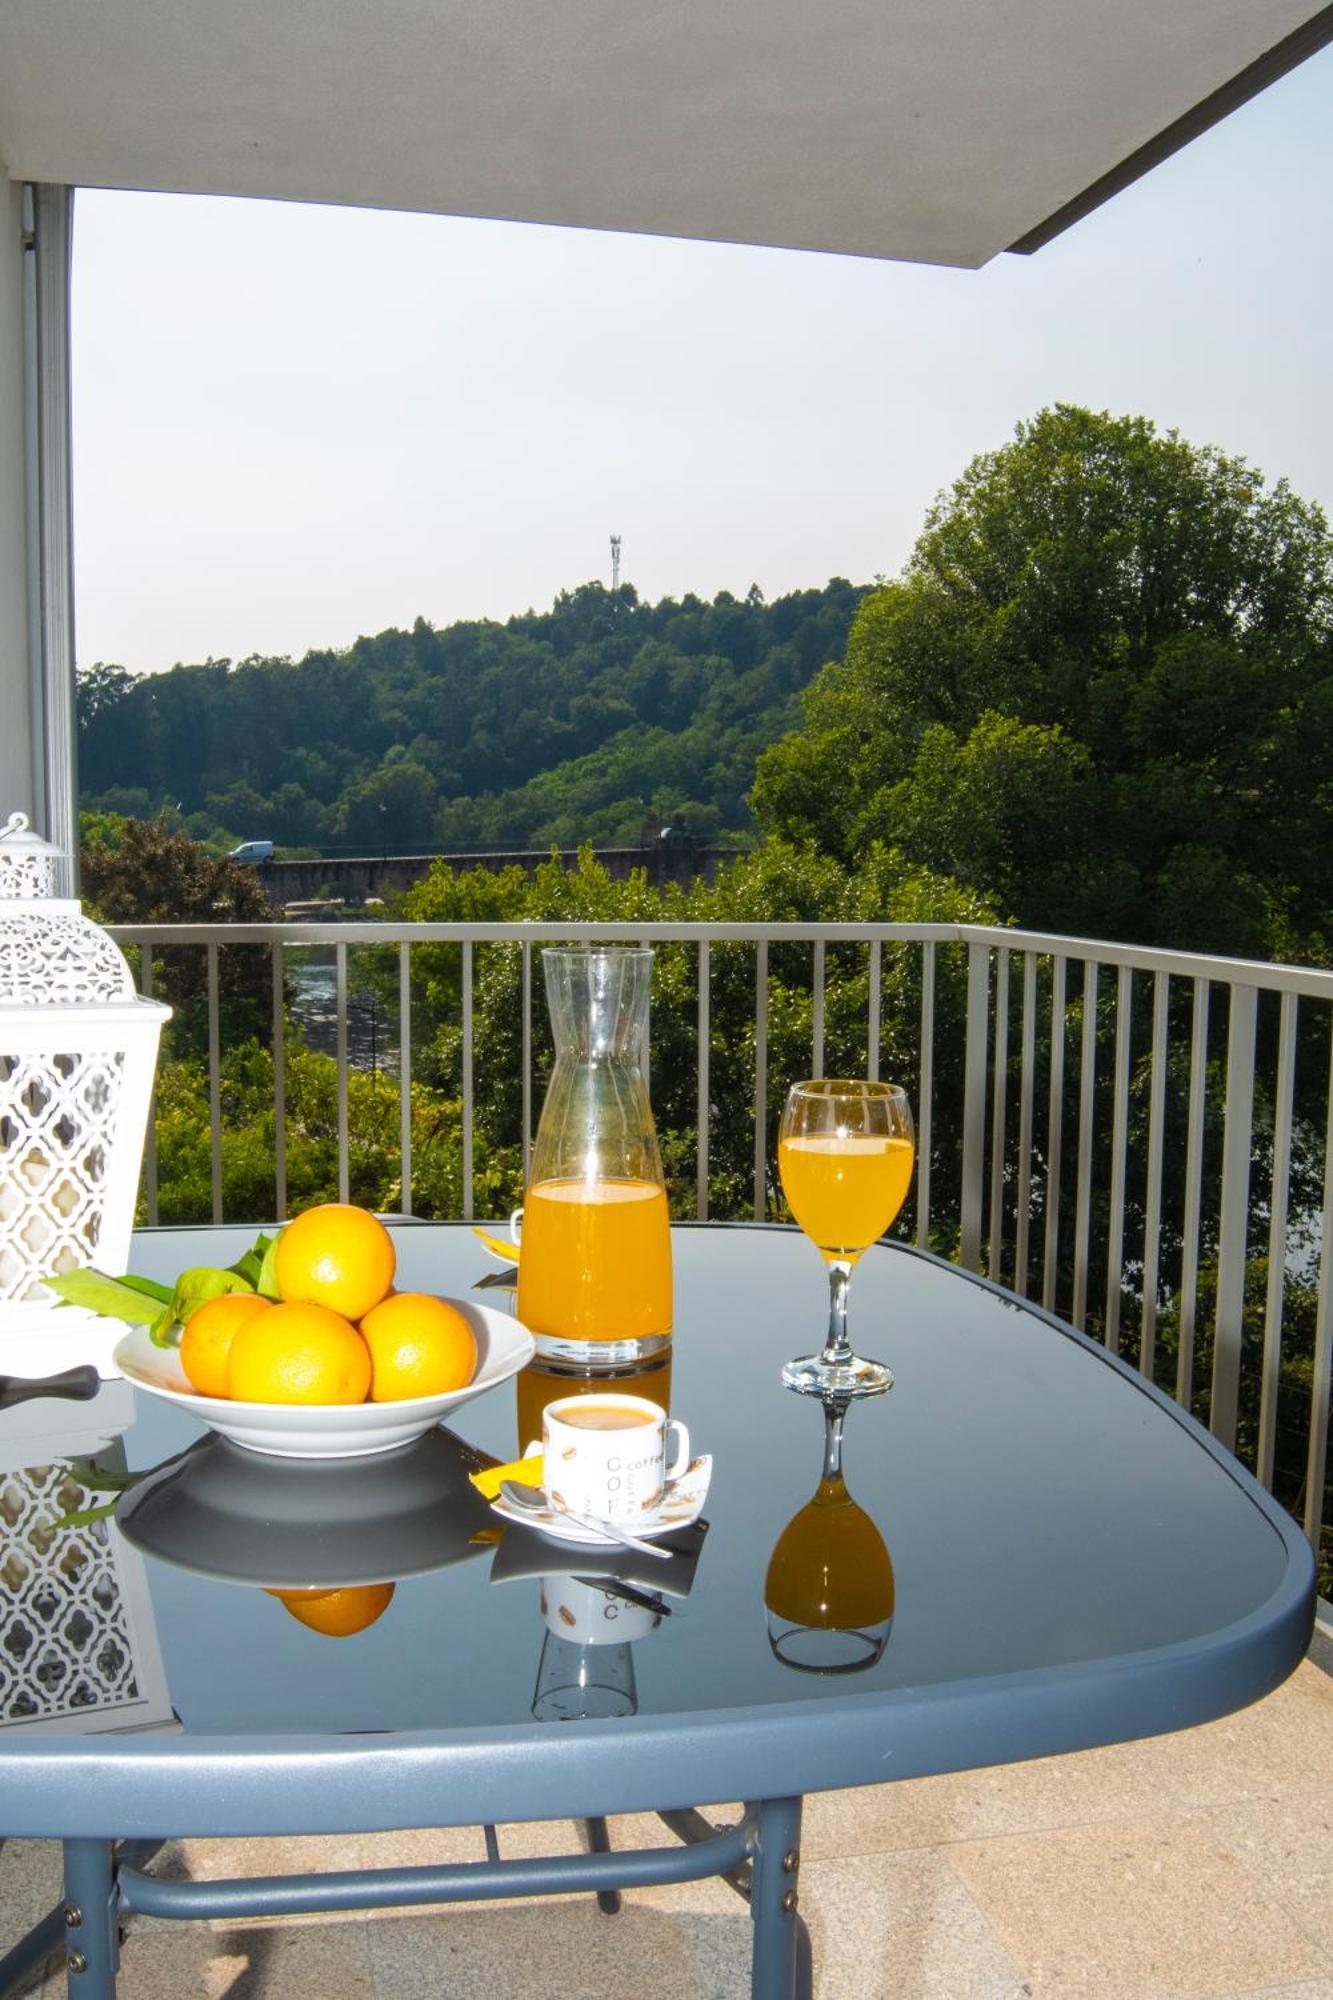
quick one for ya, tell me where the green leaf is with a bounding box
[41,1269,165,1325]
[256,1232,282,1302]
[171,1267,254,1327]
[147,1305,178,1349]
[227,1232,273,1289]
[116,1273,174,1305]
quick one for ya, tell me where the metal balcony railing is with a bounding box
[110,919,1333,1564]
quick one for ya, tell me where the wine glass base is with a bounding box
[781,1353,894,1399]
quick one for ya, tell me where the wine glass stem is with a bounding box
[823,1260,853,1367]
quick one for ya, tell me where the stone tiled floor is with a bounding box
[4,1627,1331,1999]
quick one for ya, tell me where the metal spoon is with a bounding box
[498,1480,672,1561]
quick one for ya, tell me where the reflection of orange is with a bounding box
[274,1203,396,1321]
[359,1293,477,1401]
[227,1301,371,1404]
[179,1293,273,1397]
[265,1583,395,1636]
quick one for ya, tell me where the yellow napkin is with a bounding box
[469,1452,544,1501]
[472,1227,519,1263]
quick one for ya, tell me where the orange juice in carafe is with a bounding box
[518,1179,671,1344]
[518,948,672,1370]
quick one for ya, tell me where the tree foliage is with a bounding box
[754,406,1333,959]
[77,581,864,855]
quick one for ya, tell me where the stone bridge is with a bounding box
[259,842,735,908]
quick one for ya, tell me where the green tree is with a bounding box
[754,406,1333,959]
[81,815,278,1054]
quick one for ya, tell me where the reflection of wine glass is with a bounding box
[778,1078,914,1398]
[764,1393,894,1674]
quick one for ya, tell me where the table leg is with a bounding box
[749,1796,804,2000]
[580,1817,622,1915]
[61,1840,117,1999]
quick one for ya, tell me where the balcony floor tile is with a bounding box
[946,1812,1328,2000]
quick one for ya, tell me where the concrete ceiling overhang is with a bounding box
[0,1,1330,268]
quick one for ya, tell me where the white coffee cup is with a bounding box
[542,1393,689,1525]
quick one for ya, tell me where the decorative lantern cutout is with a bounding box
[0,812,170,1376]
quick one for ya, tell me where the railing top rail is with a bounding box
[108,921,964,946]
[953,925,1333,999]
[107,918,1333,996]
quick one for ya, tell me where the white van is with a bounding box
[229,840,275,864]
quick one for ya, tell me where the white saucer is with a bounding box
[489,1453,712,1546]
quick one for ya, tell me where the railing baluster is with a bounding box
[1042,957,1067,1314]
[960,943,990,1271]
[1139,972,1169,1381]
[521,942,533,1182]
[335,943,349,1205]
[1177,979,1210,1409]
[696,939,710,1221]
[1071,960,1099,1332]
[1258,992,1297,1489]
[462,939,474,1222]
[138,937,159,1228]
[1104,964,1132,1351]
[916,942,933,1246]
[271,943,287,1223]
[207,941,222,1225]
[988,948,1010,1282]
[1212,985,1257,1452]
[867,938,881,1083]
[398,941,412,1218]
[754,939,769,1221]
[812,939,826,1079]
[640,934,651,1099]
[1304,1019,1333,1554]
[1014,952,1037,1296]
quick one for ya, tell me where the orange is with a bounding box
[273,1203,396,1321]
[179,1291,273,1398]
[358,1292,478,1402]
[266,1583,395,1636]
[226,1300,372,1405]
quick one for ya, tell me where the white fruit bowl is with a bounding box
[112,1300,534,1458]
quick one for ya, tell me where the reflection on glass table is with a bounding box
[764,1390,895,1674]
[532,1573,667,1721]
[116,1425,494,1593]
[0,1382,173,1735]
[489,1513,706,1724]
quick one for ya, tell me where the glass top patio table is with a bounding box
[0,1221,1314,1842]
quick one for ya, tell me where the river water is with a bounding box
[286,954,401,1076]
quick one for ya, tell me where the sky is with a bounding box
[70,43,1333,678]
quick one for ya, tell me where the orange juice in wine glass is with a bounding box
[778,1080,913,1398]
[778,1131,915,1264]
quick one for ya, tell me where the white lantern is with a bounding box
[0,812,170,1376]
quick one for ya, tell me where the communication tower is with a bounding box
[610,534,622,591]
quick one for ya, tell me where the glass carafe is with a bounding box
[517,948,672,1373]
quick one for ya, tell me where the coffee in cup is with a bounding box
[542,1393,689,1523]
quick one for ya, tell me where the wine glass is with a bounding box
[777,1079,914,1398]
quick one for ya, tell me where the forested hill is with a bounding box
[77,579,864,853]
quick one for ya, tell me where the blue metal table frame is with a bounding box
[0,1240,1315,2000]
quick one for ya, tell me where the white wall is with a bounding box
[0,180,33,820]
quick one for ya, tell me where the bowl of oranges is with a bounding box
[108,1203,534,1458]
